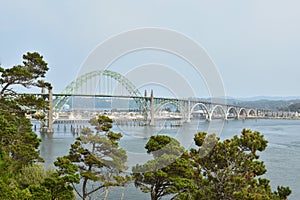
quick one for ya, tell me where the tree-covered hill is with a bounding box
[286,102,300,112]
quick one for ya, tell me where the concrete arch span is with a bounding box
[190,103,209,114]
[210,105,226,120]
[247,109,256,116]
[239,108,247,118]
[226,107,239,119]
[189,103,210,120]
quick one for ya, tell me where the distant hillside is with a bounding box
[199,97,300,110]
[286,102,300,112]
[234,100,300,110]
[227,96,300,101]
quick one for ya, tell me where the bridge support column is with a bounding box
[186,99,191,123]
[206,113,211,121]
[150,90,155,126]
[143,90,148,122]
[47,87,54,133]
[41,87,54,133]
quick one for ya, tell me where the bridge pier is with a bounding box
[143,90,148,122]
[150,90,155,126]
[186,99,191,123]
[47,87,54,133]
[40,87,54,133]
[207,114,212,121]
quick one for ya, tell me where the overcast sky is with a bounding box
[1,0,300,98]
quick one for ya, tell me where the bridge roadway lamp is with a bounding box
[74,27,226,172]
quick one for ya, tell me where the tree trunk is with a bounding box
[104,187,109,200]
[151,187,157,200]
[82,177,88,200]
[121,187,126,200]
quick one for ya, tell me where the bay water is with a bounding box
[35,119,300,199]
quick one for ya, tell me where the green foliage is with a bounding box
[0,52,50,98]
[145,135,185,159]
[95,115,113,132]
[0,162,75,200]
[133,135,193,200]
[28,185,52,200]
[0,182,33,200]
[0,52,51,169]
[145,135,173,156]
[55,115,130,200]
[0,52,51,129]
[0,98,43,171]
[17,164,51,187]
[186,129,291,200]
[42,172,77,200]
[0,52,75,200]
[274,186,292,199]
[133,130,291,200]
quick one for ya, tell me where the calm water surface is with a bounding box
[35,119,300,199]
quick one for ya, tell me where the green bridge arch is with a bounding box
[53,70,144,112]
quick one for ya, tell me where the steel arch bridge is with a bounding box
[50,69,263,125]
[53,70,144,112]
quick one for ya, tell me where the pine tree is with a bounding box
[55,115,130,200]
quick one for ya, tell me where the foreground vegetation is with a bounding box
[133,131,291,200]
[0,53,291,199]
[0,52,74,199]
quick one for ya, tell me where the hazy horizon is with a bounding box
[1,1,299,98]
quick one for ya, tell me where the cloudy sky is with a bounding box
[1,0,299,98]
